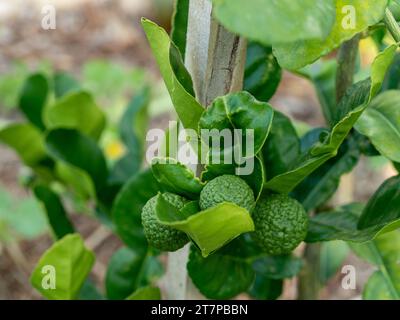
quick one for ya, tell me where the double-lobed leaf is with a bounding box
[31,234,95,300]
[274,0,389,70]
[151,158,204,199]
[156,194,254,257]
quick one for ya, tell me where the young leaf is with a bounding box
[199,91,274,157]
[44,91,106,140]
[105,247,162,300]
[19,73,49,130]
[187,244,255,299]
[264,45,396,194]
[30,234,95,300]
[212,0,336,45]
[54,72,80,98]
[112,169,160,249]
[142,19,204,132]
[274,0,389,70]
[171,0,189,58]
[126,286,161,300]
[33,185,75,239]
[244,42,282,102]
[45,129,108,192]
[156,194,255,257]
[151,158,204,199]
[356,91,400,162]
[262,111,300,180]
[0,123,47,166]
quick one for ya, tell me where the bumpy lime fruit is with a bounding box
[141,193,189,252]
[199,175,255,212]
[252,194,308,255]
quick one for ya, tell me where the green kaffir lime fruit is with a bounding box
[199,175,255,212]
[251,194,308,255]
[141,193,189,252]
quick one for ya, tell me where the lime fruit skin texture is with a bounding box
[251,194,308,255]
[141,192,189,252]
[199,175,255,212]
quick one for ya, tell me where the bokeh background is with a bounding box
[0,0,396,299]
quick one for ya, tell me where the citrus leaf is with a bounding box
[171,0,189,58]
[19,73,49,130]
[112,169,160,249]
[33,185,75,239]
[319,240,350,283]
[199,91,274,158]
[264,45,396,194]
[244,42,282,102]
[30,234,95,300]
[363,271,395,300]
[142,19,204,132]
[156,194,254,257]
[248,275,283,300]
[187,243,255,299]
[356,90,400,162]
[44,91,106,140]
[45,129,108,192]
[105,247,163,300]
[0,123,47,166]
[274,0,389,70]
[212,0,336,45]
[252,255,304,280]
[151,158,204,199]
[54,72,80,98]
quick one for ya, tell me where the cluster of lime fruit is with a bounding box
[141,175,308,256]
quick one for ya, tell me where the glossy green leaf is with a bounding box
[31,234,95,300]
[33,185,75,239]
[357,231,400,299]
[142,19,204,132]
[381,53,400,91]
[54,72,80,98]
[319,240,350,283]
[244,42,282,102]
[212,0,336,45]
[171,0,189,58]
[356,91,400,162]
[187,244,255,299]
[274,0,389,70]
[19,73,49,130]
[262,111,300,179]
[44,91,106,140]
[264,45,396,194]
[252,255,303,280]
[292,133,360,211]
[105,247,163,300]
[45,129,108,192]
[156,194,254,257]
[0,123,47,166]
[199,91,274,158]
[77,279,104,300]
[248,275,283,300]
[306,201,400,243]
[126,286,161,300]
[112,169,160,249]
[358,175,400,229]
[151,158,204,199]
